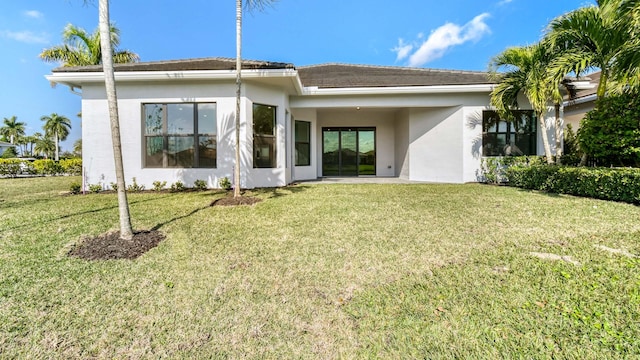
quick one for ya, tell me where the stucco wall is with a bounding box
[81,80,288,190]
[290,108,318,181]
[394,109,410,178]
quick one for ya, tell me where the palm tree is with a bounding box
[41,113,71,161]
[489,43,558,164]
[39,23,139,67]
[234,0,276,197]
[34,138,55,159]
[73,139,82,157]
[546,0,632,98]
[99,0,134,240]
[1,116,26,145]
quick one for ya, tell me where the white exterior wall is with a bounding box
[81,80,288,190]
[290,108,318,181]
[394,109,410,178]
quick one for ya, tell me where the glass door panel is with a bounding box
[340,130,358,176]
[358,130,375,175]
[322,130,340,176]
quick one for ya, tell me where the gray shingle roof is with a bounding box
[297,63,493,88]
[51,57,494,88]
[52,57,295,73]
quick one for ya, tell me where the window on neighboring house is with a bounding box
[143,103,217,168]
[295,120,311,166]
[482,110,536,156]
[253,103,276,168]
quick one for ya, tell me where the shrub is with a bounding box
[69,182,82,194]
[88,184,103,193]
[218,177,232,190]
[480,156,544,184]
[127,177,145,192]
[59,158,82,175]
[152,180,167,191]
[110,182,118,191]
[506,165,640,204]
[170,181,185,192]
[1,147,18,159]
[32,159,63,176]
[0,159,23,178]
[578,91,640,167]
[193,179,207,190]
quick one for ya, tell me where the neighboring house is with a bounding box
[46,57,561,188]
[563,71,600,130]
[0,141,16,157]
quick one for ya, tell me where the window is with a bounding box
[295,120,311,166]
[143,103,216,168]
[253,103,276,168]
[482,110,536,156]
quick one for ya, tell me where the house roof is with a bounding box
[564,71,600,101]
[297,63,493,88]
[51,57,494,89]
[52,57,295,73]
[0,141,15,146]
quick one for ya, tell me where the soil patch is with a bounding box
[68,230,165,260]
[211,196,262,207]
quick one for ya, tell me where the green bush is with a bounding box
[578,91,640,167]
[480,156,544,184]
[193,179,207,190]
[32,159,63,176]
[59,158,82,176]
[152,180,167,191]
[506,165,640,204]
[1,147,18,159]
[218,177,232,190]
[127,177,145,192]
[88,184,103,193]
[110,182,118,191]
[69,182,82,194]
[170,181,185,192]
[0,159,23,178]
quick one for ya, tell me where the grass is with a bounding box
[0,176,639,358]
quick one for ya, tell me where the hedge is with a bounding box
[506,165,640,204]
[0,158,82,177]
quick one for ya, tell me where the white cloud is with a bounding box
[498,0,513,5]
[1,30,49,44]
[392,13,491,67]
[24,10,44,19]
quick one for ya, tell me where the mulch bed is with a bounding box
[210,196,262,207]
[68,230,165,260]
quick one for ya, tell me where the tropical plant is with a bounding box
[39,23,139,67]
[33,138,55,159]
[1,116,26,145]
[233,0,277,197]
[489,43,558,164]
[98,0,134,240]
[73,138,82,157]
[41,113,72,161]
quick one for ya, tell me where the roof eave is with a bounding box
[302,84,495,96]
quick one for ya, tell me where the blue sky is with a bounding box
[1,0,594,152]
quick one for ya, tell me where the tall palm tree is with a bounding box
[34,138,55,159]
[41,113,71,161]
[1,116,26,145]
[546,0,632,98]
[39,23,139,67]
[489,43,558,163]
[99,0,134,240]
[234,0,276,197]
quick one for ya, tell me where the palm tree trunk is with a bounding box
[538,112,554,164]
[54,132,59,161]
[99,0,133,240]
[554,103,562,164]
[234,0,242,198]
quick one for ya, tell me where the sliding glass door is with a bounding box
[322,127,376,176]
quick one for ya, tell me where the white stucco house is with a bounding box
[46,57,561,189]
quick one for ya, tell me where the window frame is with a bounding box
[142,102,217,168]
[253,103,277,168]
[294,120,311,166]
[482,110,537,157]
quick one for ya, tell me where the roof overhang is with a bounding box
[301,83,494,96]
[46,68,305,95]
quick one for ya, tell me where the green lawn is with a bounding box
[1,177,639,358]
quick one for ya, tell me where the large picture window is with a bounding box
[253,103,276,168]
[295,120,311,166]
[482,110,536,156]
[143,103,217,168]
